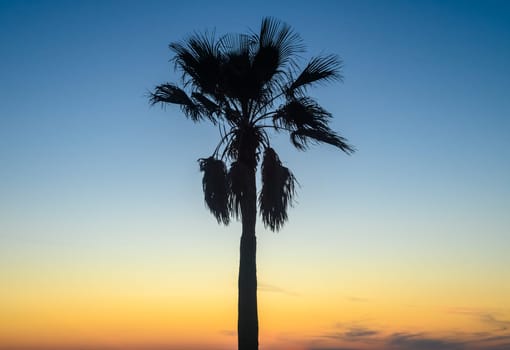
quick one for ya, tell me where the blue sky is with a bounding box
[1,1,509,348]
[1,0,509,269]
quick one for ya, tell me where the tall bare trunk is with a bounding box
[238,166,258,350]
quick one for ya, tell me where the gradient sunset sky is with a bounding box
[1,1,509,350]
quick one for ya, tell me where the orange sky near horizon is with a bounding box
[2,254,509,350]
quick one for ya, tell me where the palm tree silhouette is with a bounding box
[150,17,354,350]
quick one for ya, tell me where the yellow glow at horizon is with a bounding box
[1,233,509,349]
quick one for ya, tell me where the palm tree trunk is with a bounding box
[238,166,258,350]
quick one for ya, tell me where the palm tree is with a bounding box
[150,17,354,350]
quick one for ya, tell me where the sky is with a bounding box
[1,1,509,349]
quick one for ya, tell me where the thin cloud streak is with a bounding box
[345,296,369,302]
[258,282,300,296]
[312,322,510,350]
[219,329,236,337]
[447,308,510,331]
[322,327,379,342]
[387,332,465,350]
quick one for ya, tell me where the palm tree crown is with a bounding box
[150,17,354,231]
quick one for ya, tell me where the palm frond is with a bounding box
[221,49,254,101]
[192,92,219,118]
[150,83,203,121]
[250,86,277,116]
[252,45,280,84]
[288,54,342,95]
[274,97,354,153]
[273,97,331,130]
[249,17,304,97]
[224,105,242,124]
[259,147,296,231]
[290,128,355,153]
[198,157,230,224]
[219,33,254,56]
[256,17,304,68]
[170,32,223,96]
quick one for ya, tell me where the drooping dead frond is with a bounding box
[228,161,250,219]
[198,157,230,224]
[259,147,296,231]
